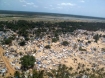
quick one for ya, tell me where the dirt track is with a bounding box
[0,47,15,75]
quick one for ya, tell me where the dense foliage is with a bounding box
[0,20,105,39]
[20,55,36,70]
[2,37,13,45]
[19,41,26,46]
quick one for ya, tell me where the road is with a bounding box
[0,47,15,75]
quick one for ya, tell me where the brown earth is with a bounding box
[0,46,15,76]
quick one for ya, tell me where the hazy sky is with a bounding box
[0,0,105,17]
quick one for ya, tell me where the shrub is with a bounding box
[19,41,26,46]
[52,38,58,43]
[61,41,69,46]
[45,45,51,49]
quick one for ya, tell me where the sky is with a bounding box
[0,0,105,18]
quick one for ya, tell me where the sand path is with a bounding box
[0,47,15,75]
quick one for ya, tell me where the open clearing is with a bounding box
[0,14,105,22]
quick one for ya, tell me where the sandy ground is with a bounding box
[0,46,15,76]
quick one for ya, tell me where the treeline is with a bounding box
[0,20,105,30]
[10,64,105,78]
[0,20,105,38]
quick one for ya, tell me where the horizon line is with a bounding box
[0,10,105,19]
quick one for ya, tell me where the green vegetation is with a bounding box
[0,20,105,41]
[25,37,30,41]
[20,55,36,70]
[88,41,91,43]
[13,69,44,78]
[3,37,13,45]
[1,20,105,78]
[19,41,26,46]
[47,64,70,78]
[32,69,44,78]
[62,41,69,46]
[79,47,87,51]
[93,34,101,43]
[19,52,23,56]
[44,45,51,49]
[52,38,59,43]
[8,63,105,78]
[14,71,20,78]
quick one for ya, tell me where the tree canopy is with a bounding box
[20,55,36,70]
